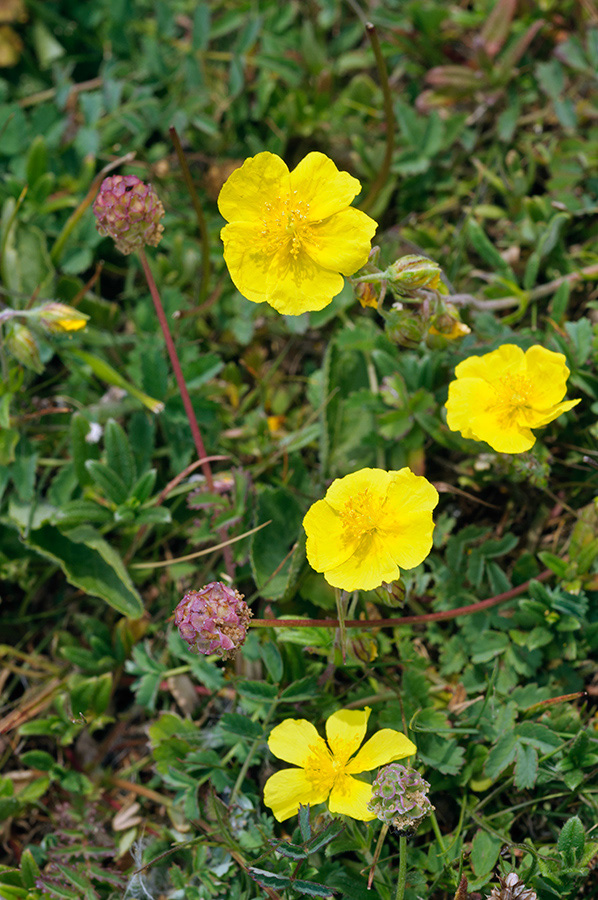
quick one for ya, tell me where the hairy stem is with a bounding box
[360,23,395,215]
[394,835,408,900]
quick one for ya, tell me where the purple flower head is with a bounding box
[93,174,165,255]
[174,582,252,660]
[368,763,433,834]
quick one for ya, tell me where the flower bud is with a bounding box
[36,302,89,334]
[488,873,537,900]
[384,305,427,348]
[174,582,252,659]
[355,281,379,309]
[426,306,471,348]
[368,763,433,834]
[93,174,165,255]
[5,323,43,373]
[386,255,443,296]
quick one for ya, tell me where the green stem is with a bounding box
[361,23,395,216]
[334,587,349,662]
[169,126,211,304]
[394,835,408,900]
[229,702,277,806]
[429,809,447,857]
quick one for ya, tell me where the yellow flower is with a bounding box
[303,467,438,592]
[445,344,580,453]
[218,151,377,315]
[263,707,416,822]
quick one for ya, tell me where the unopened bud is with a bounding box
[384,305,427,348]
[368,763,433,835]
[174,582,252,659]
[5,323,43,373]
[93,174,165,255]
[355,281,379,309]
[426,306,471,348]
[386,255,443,296]
[37,302,89,334]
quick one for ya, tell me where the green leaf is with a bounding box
[24,524,144,617]
[19,750,55,771]
[105,418,136,490]
[220,713,263,740]
[249,868,292,890]
[250,487,304,599]
[298,804,312,842]
[19,849,40,890]
[236,680,278,701]
[293,879,336,897]
[85,460,129,505]
[70,413,98,487]
[67,348,164,413]
[558,816,585,867]
[260,642,283,683]
[467,219,514,279]
[514,742,538,790]
[279,676,320,703]
[131,468,157,503]
[485,732,518,780]
[269,840,308,860]
[305,819,345,854]
[471,829,502,876]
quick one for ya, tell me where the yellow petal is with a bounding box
[324,468,390,513]
[345,729,416,774]
[445,377,497,439]
[524,397,580,428]
[325,707,370,765]
[377,470,438,570]
[328,774,376,821]
[218,152,289,224]
[263,768,329,822]
[289,152,363,221]
[454,344,525,382]
[324,532,400,591]
[304,499,357,573]
[523,345,571,408]
[465,408,536,452]
[221,224,343,313]
[268,718,328,767]
[302,207,377,276]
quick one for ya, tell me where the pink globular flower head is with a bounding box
[92,174,165,255]
[174,582,252,659]
[368,763,433,834]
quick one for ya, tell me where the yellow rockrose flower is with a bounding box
[263,707,416,822]
[445,344,580,453]
[303,467,438,592]
[218,151,377,315]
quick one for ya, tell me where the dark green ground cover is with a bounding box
[0,1,597,898]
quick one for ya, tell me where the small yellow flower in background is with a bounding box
[303,467,438,592]
[445,344,580,454]
[37,302,89,334]
[263,707,416,822]
[218,151,377,315]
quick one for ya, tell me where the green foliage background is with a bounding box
[0,1,597,899]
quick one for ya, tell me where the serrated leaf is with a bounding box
[485,732,518,780]
[298,804,312,842]
[294,879,336,897]
[236,680,278,701]
[305,819,345,854]
[260,642,283,683]
[514,742,538,789]
[279,676,320,702]
[105,418,136,490]
[248,868,292,889]
[220,713,263,740]
[269,839,308,860]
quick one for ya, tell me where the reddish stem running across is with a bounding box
[250,569,551,628]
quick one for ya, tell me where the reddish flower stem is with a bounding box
[138,248,235,578]
[249,569,551,629]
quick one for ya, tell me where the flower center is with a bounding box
[260,192,312,259]
[303,744,337,793]
[493,373,533,422]
[340,489,380,544]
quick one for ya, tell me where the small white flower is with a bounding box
[85,422,103,444]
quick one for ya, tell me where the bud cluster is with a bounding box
[368,763,433,834]
[174,582,252,659]
[93,174,165,255]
